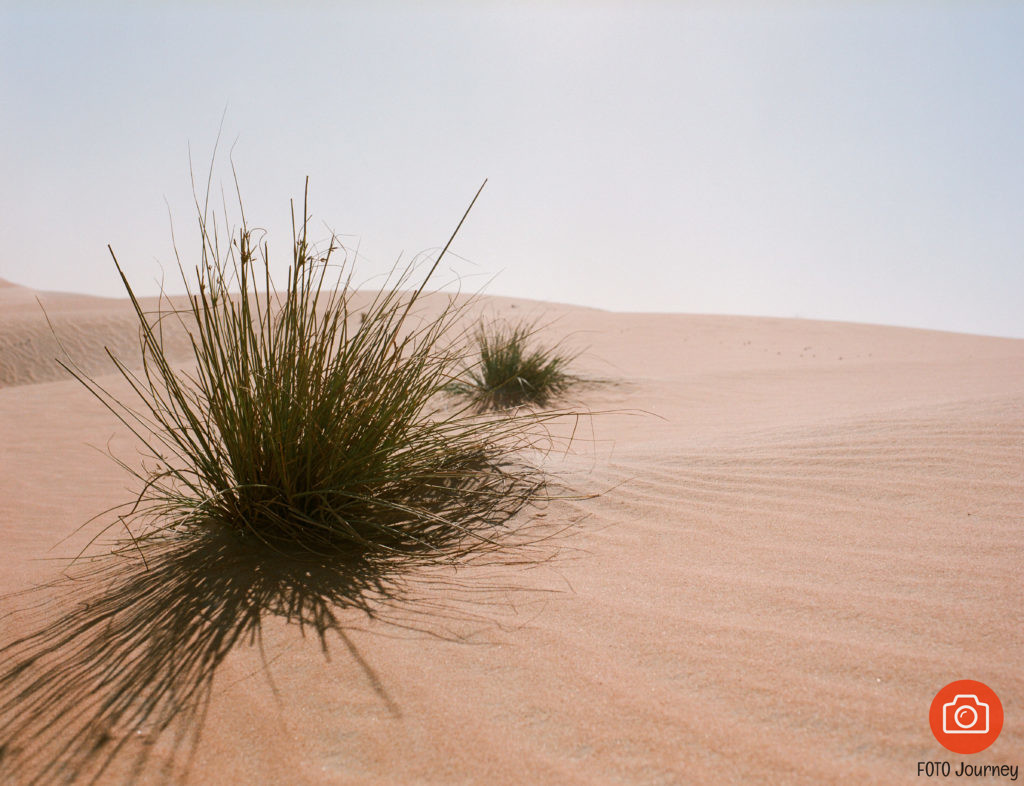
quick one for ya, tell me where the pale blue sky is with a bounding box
[2,2,1023,337]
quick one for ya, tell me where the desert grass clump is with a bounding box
[453,318,580,411]
[62,179,552,558]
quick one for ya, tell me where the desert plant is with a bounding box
[0,175,585,785]
[59,177,556,558]
[452,318,580,411]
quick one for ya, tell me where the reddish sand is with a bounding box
[0,278,1021,784]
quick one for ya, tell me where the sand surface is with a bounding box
[0,278,1021,784]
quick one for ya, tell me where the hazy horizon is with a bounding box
[3,3,1023,338]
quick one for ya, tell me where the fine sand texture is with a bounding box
[0,277,1021,784]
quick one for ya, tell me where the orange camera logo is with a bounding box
[929,680,1003,754]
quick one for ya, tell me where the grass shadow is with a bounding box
[0,502,566,784]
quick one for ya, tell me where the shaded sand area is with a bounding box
[0,277,1021,784]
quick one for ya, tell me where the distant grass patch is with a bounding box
[451,318,580,411]
[61,179,560,558]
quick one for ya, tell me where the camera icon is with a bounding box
[942,694,989,735]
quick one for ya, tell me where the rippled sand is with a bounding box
[1,278,1021,784]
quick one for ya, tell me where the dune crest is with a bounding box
[0,283,196,388]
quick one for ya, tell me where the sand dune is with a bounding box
[0,281,1021,784]
[0,279,198,388]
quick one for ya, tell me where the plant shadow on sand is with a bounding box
[0,501,564,785]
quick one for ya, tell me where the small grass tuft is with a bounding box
[452,318,580,411]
